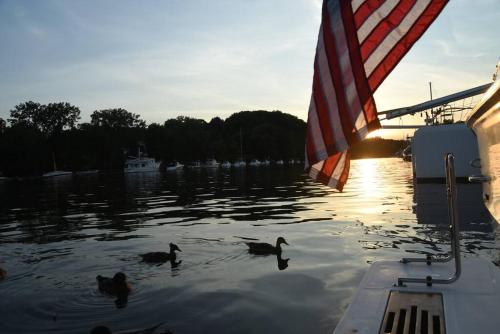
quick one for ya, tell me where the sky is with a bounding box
[0,0,498,139]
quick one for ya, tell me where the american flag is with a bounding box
[305,0,448,191]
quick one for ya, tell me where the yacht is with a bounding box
[204,159,220,168]
[124,156,160,173]
[276,159,284,166]
[166,161,184,171]
[221,161,231,168]
[248,159,261,167]
[124,145,160,173]
[333,68,500,334]
[233,160,246,168]
[187,161,202,168]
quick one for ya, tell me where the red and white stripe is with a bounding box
[305,0,447,191]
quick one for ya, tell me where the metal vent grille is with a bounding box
[380,291,446,334]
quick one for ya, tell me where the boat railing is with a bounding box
[397,153,462,287]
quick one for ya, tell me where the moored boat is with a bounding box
[166,161,184,171]
[124,145,160,173]
[233,160,246,168]
[42,170,72,178]
[187,161,202,168]
[124,157,160,173]
[248,159,261,167]
[204,159,220,168]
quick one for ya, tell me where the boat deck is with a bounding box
[333,257,500,334]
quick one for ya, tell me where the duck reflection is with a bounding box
[169,259,182,269]
[276,254,289,271]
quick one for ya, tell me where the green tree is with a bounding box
[9,101,80,137]
[90,108,146,128]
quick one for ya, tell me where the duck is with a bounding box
[140,243,181,264]
[96,272,131,295]
[0,267,6,280]
[246,237,289,255]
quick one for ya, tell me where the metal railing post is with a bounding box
[398,153,462,287]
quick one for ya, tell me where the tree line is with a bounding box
[0,102,306,176]
[0,101,407,177]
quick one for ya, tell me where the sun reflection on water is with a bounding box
[356,158,382,197]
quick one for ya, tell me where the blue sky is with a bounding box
[0,0,498,138]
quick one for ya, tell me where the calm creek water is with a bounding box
[0,158,498,334]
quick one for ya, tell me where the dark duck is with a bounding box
[140,243,181,264]
[246,237,289,255]
[96,272,131,295]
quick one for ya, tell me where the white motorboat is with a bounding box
[42,170,72,178]
[166,161,184,171]
[276,160,284,165]
[204,159,220,168]
[248,159,261,167]
[124,157,160,173]
[333,69,500,334]
[187,161,202,168]
[233,160,246,168]
[221,161,231,168]
[43,152,72,177]
[124,144,160,173]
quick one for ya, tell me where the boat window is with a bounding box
[142,164,146,167]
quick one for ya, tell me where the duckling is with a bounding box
[140,243,181,264]
[96,272,131,295]
[0,267,6,280]
[246,237,289,255]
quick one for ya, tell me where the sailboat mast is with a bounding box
[239,128,243,161]
[429,81,434,124]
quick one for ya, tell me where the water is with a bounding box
[0,158,498,334]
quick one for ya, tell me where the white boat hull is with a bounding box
[333,258,500,334]
[467,79,500,223]
[43,171,72,178]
